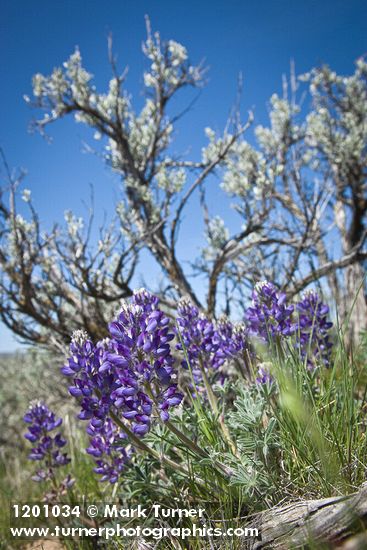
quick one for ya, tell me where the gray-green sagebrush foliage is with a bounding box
[0,19,366,352]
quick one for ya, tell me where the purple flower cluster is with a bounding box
[58,283,333,482]
[62,289,183,483]
[245,281,295,341]
[256,365,273,385]
[296,290,333,367]
[176,298,249,386]
[23,402,71,483]
[86,418,132,483]
[245,282,333,373]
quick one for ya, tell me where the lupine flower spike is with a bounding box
[176,297,249,388]
[296,290,333,368]
[245,281,295,341]
[62,289,183,482]
[23,402,72,484]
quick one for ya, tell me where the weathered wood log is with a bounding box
[245,483,367,549]
[120,485,367,549]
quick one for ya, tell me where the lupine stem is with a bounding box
[166,417,234,477]
[109,410,192,476]
[144,383,207,458]
[109,410,224,492]
[143,382,233,477]
[198,358,239,457]
[96,385,206,479]
[176,324,238,458]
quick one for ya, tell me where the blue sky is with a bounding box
[1,0,366,351]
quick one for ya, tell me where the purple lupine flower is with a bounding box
[176,298,249,387]
[63,289,183,482]
[215,316,253,381]
[106,289,183,427]
[159,385,185,421]
[23,402,71,483]
[245,281,295,341]
[62,332,115,425]
[87,418,132,483]
[296,290,333,367]
[256,365,273,385]
[216,316,250,361]
[176,297,224,387]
